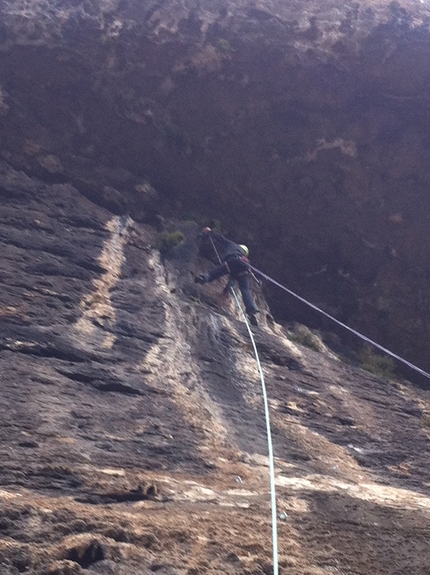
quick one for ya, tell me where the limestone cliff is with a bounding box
[0,165,430,574]
[1,2,430,573]
[0,0,430,368]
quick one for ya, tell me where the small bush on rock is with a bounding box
[156,231,184,255]
[288,326,326,353]
[360,345,396,379]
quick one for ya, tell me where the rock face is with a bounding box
[0,0,430,368]
[2,3,430,570]
[1,163,430,574]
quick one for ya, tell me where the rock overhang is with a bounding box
[1,0,430,368]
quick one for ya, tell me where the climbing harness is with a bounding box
[250,265,430,381]
[208,236,279,575]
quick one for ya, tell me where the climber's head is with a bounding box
[239,244,249,257]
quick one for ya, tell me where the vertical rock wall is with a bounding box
[0,0,430,366]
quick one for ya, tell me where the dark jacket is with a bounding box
[209,231,246,261]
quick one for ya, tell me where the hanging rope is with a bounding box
[251,265,430,381]
[200,234,429,574]
[208,236,279,575]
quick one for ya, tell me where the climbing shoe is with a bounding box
[195,274,207,284]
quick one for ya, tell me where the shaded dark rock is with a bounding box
[336,416,355,426]
[65,540,105,568]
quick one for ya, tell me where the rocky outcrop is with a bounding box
[2,3,430,572]
[1,0,430,368]
[1,162,430,574]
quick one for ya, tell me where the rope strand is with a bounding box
[208,236,279,575]
[251,265,430,381]
[230,286,279,575]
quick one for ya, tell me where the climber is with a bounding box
[195,227,259,326]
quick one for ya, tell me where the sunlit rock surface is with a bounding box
[0,163,430,574]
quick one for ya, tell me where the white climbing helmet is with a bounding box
[239,244,249,257]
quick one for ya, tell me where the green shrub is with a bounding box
[289,327,324,353]
[360,345,396,379]
[182,212,201,224]
[156,231,184,254]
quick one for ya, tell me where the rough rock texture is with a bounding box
[1,163,430,574]
[0,0,430,368]
[2,2,430,570]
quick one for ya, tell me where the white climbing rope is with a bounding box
[208,237,279,575]
[230,286,279,575]
[251,265,430,381]
[199,233,429,574]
